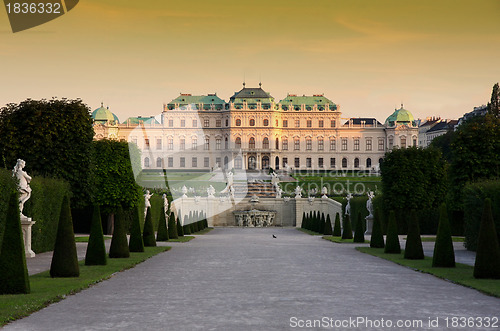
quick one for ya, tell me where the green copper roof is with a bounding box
[167,94,225,110]
[279,94,337,110]
[229,86,275,104]
[124,116,160,125]
[92,104,119,124]
[385,105,415,127]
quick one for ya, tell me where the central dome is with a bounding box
[385,104,415,127]
[92,104,119,124]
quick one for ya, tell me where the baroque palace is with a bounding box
[92,84,418,171]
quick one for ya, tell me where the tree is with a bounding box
[0,99,94,208]
[370,208,384,248]
[108,207,130,258]
[0,193,30,294]
[143,207,156,247]
[156,209,169,241]
[323,214,333,235]
[129,205,144,252]
[301,212,306,229]
[85,205,107,265]
[474,199,500,279]
[384,211,401,254]
[168,213,179,239]
[341,214,353,239]
[488,82,500,117]
[176,215,184,237]
[432,203,455,267]
[404,210,424,259]
[333,213,341,236]
[50,196,79,277]
[353,212,365,243]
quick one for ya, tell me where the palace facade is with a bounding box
[92,84,419,171]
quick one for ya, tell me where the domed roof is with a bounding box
[385,104,415,127]
[92,103,119,124]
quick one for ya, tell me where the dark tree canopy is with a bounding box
[488,82,500,117]
[0,99,94,208]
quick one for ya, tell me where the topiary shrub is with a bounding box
[384,211,401,254]
[142,207,157,247]
[85,205,107,265]
[168,212,179,239]
[474,199,500,279]
[353,212,365,243]
[109,207,130,258]
[370,208,384,248]
[341,214,353,239]
[301,212,306,228]
[404,210,424,259]
[129,205,144,252]
[324,214,333,235]
[0,193,30,294]
[183,220,191,235]
[156,209,169,241]
[50,196,79,277]
[432,203,455,267]
[333,213,341,236]
[177,215,184,237]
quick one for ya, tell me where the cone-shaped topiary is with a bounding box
[404,210,424,259]
[156,209,169,241]
[384,211,401,254]
[474,199,500,279]
[177,215,184,237]
[324,214,333,235]
[50,196,80,277]
[301,212,306,228]
[341,214,353,239]
[353,212,365,243]
[183,217,191,234]
[85,205,107,265]
[109,207,130,258]
[320,213,326,234]
[129,205,144,252]
[142,207,157,247]
[432,203,455,267]
[0,193,30,294]
[333,213,341,237]
[190,222,195,233]
[370,208,385,248]
[168,212,179,239]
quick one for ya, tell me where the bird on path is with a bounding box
[272,234,277,238]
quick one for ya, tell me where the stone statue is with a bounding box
[321,186,328,198]
[275,186,283,199]
[227,171,234,187]
[294,186,302,199]
[162,193,169,214]
[229,185,235,198]
[271,171,279,186]
[13,159,32,219]
[345,193,353,216]
[144,190,153,217]
[181,185,188,198]
[366,191,375,218]
[207,185,216,198]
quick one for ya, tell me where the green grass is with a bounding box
[192,227,214,235]
[357,247,500,298]
[167,236,195,243]
[323,236,370,244]
[74,236,111,243]
[403,236,465,242]
[0,247,170,326]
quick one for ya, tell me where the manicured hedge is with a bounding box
[463,180,500,251]
[0,168,17,250]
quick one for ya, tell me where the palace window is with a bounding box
[275,138,279,150]
[306,158,312,168]
[276,119,279,127]
[204,157,209,168]
[378,138,384,151]
[181,119,186,127]
[354,139,360,151]
[318,138,324,151]
[413,137,417,147]
[307,120,312,128]
[318,120,324,128]
[234,157,242,169]
[225,137,228,149]
[294,138,300,150]
[342,157,347,168]
[192,157,197,168]
[354,158,360,168]
[225,119,229,126]
[283,157,288,167]
[180,138,185,150]
[389,137,394,149]
[204,137,210,150]
[192,119,197,127]
[306,138,312,150]
[216,119,221,127]
[168,157,173,168]
[236,119,241,126]
[342,138,348,151]
[330,158,336,168]
[168,119,173,127]
[295,119,300,128]
[180,157,185,168]
[263,137,269,149]
[204,119,209,127]
[168,138,173,150]
[263,119,269,126]
[249,137,255,149]
[401,137,406,148]
[216,157,221,167]
[294,157,300,168]
[250,119,255,126]
[216,138,221,150]
[282,139,288,150]
[235,137,241,148]
[366,139,372,151]
[330,138,336,151]
[318,158,324,168]
[144,139,150,150]
[156,157,162,168]
[156,138,162,150]
[366,158,372,168]
[330,119,336,128]
[192,137,197,150]
[283,120,288,127]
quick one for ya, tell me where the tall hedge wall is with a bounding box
[0,168,18,250]
[463,180,500,251]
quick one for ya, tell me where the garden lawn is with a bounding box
[0,247,170,326]
[74,236,111,243]
[323,236,369,244]
[192,227,214,235]
[168,236,195,243]
[357,247,500,298]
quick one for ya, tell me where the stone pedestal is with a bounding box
[365,215,373,235]
[21,216,36,258]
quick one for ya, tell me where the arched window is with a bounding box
[263,119,269,126]
[354,158,360,168]
[250,118,255,126]
[263,137,269,149]
[235,137,241,148]
[366,158,372,169]
[235,157,242,169]
[342,157,347,168]
[225,137,228,149]
[400,136,407,148]
[144,157,150,168]
[249,137,255,149]
[156,157,162,168]
[379,158,384,166]
[236,119,241,126]
[275,138,279,150]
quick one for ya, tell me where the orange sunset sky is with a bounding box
[1,0,500,122]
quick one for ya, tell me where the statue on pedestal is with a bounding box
[366,191,375,218]
[207,185,216,198]
[294,186,302,199]
[321,186,328,199]
[12,159,31,219]
[345,193,353,216]
[144,190,153,217]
